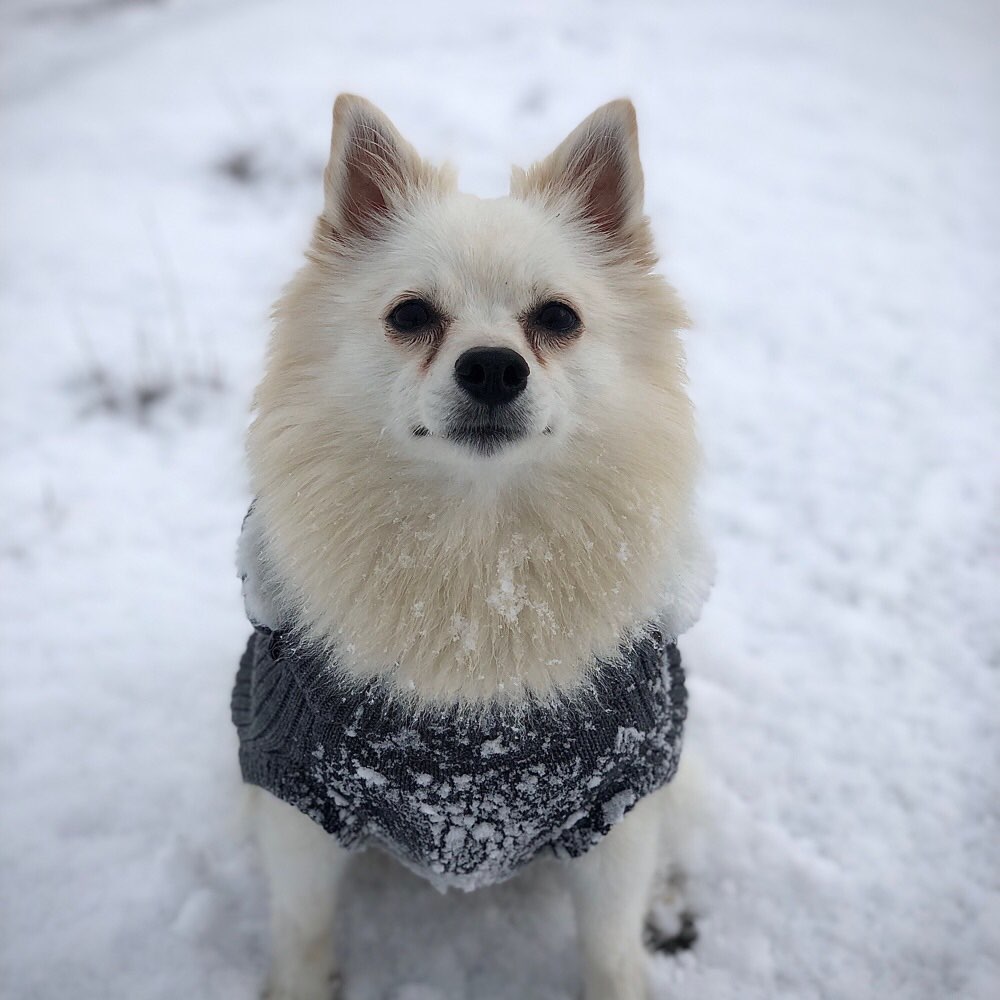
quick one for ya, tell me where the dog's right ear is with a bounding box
[322,95,440,243]
[511,100,650,259]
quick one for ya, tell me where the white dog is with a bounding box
[233,94,712,1000]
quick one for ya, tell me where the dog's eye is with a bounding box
[388,298,435,334]
[534,301,581,336]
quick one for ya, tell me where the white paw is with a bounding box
[582,987,648,1000]
[581,953,649,1000]
[262,966,341,1000]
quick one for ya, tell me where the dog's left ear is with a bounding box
[321,94,445,243]
[511,100,648,255]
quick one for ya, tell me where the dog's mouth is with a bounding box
[411,415,550,455]
[446,423,525,455]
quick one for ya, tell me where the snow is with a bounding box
[1,1,997,998]
[355,767,388,788]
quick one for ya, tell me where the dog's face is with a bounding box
[351,195,606,470]
[287,94,687,484]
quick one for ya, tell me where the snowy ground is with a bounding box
[1,1,998,998]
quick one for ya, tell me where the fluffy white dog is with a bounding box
[234,94,712,1000]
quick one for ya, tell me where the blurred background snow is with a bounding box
[1,1,998,998]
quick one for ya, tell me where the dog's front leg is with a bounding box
[565,792,663,1000]
[256,790,349,1000]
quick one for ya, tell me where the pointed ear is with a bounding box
[511,99,647,251]
[322,94,440,242]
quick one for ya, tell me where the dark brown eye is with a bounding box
[534,301,580,336]
[388,298,435,335]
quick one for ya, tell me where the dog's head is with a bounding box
[250,96,707,701]
[265,94,689,483]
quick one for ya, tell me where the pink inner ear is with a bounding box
[566,127,632,240]
[582,146,628,238]
[332,110,411,240]
[340,140,392,238]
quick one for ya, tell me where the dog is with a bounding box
[233,94,712,1000]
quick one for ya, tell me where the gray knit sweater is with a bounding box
[232,514,688,891]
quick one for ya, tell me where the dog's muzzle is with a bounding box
[433,347,532,454]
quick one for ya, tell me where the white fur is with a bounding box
[256,790,349,1000]
[566,791,664,1000]
[250,95,708,999]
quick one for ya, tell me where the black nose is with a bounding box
[454,347,530,407]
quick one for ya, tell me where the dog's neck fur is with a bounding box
[248,334,710,707]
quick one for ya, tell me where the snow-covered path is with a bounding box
[1,2,997,998]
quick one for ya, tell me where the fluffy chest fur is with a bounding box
[246,399,710,704]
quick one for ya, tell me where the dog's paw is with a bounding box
[579,946,651,1000]
[261,968,341,1000]
[579,966,650,1000]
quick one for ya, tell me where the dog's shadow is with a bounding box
[335,849,578,1000]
